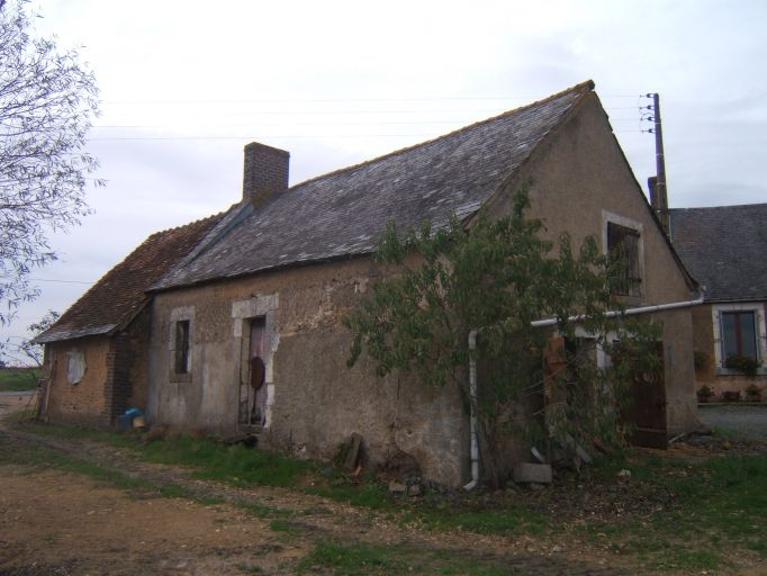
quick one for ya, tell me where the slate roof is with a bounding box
[669,204,767,302]
[155,80,596,290]
[35,212,226,343]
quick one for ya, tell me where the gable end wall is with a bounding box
[485,94,698,435]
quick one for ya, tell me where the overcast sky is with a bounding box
[2,0,766,361]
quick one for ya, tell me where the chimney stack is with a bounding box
[242,142,290,207]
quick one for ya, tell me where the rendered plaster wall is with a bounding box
[45,337,110,426]
[691,302,767,398]
[655,308,698,435]
[147,258,469,487]
[488,93,693,307]
[485,92,699,436]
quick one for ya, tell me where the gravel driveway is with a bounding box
[698,404,767,440]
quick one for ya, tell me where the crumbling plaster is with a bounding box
[146,93,699,487]
[148,257,469,486]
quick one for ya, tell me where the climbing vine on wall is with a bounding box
[345,188,661,487]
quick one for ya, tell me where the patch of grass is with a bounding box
[16,421,314,488]
[17,420,136,448]
[298,542,405,575]
[307,481,391,510]
[582,450,767,571]
[239,501,291,519]
[0,437,151,492]
[0,368,40,392]
[139,435,314,488]
[415,505,549,536]
[297,542,512,576]
[269,518,303,536]
[0,434,214,504]
[237,563,265,574]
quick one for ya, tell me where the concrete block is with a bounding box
[513,462,552,484]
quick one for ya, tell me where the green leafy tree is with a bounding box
[0,1,101,325]
[346,189,661,487]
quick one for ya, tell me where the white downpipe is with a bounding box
[463,329,480,491]
[529,294,705,328]
[461,293,703,491]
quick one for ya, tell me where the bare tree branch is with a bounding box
[0,1,101,325]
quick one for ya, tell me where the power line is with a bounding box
[0,276,94,285]
[92,115,646,130]
[102,94,648,105]
[89,133,446,141]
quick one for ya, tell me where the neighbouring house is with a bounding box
[34,214,224,426]
[39,81,701,486]
[669,204,767,401]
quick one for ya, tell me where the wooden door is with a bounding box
[238,317,266,428]
[625,341,668,449]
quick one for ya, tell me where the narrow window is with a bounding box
[721,311,758,365]
[67,349,86,385]
[174,320,191,374]
[607,222,641,296]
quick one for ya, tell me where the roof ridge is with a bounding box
[144,206,234,241]
[670,202,767,211]
[289,80,595,190]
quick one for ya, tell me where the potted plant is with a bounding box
[745,384,763,403]
[697,384,715,403]
[725,355,761,378]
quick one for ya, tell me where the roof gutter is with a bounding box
[530,292,705,328]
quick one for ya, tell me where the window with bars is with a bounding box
[607,222,641,297]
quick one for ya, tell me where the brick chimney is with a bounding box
[242,142,290,207]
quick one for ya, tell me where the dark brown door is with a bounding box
[625,341,668,449]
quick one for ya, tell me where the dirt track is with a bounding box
[0,410,632,575]
[4,396,767,575]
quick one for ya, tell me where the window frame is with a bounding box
[602,211,645,299]
[712,303,767,374]
[66,348,86,385]
[174,319,191,375]
[169,306,195,382]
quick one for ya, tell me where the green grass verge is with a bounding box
[297,542,512,576]
[583,451,767,572]
[0,368,40,392]
[12,420,767,573]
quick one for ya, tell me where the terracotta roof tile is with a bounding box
[35,211,227,343]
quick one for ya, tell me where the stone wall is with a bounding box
[147,258,469,486]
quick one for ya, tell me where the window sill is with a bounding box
[715,368,767,377]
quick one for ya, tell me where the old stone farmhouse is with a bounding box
[670,204,767,400]
[38,81,701,486]
[34,215,223,426]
